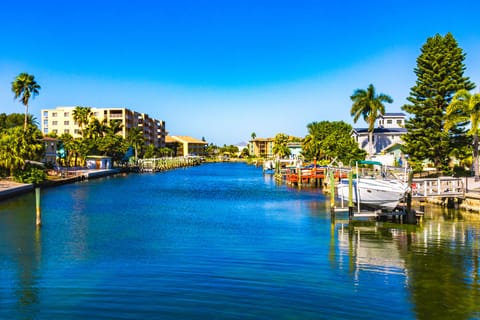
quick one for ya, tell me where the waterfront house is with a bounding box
[351,113,407,164]
[86,155,112,169]
[249,138,274,158]
[165,135,207,157]
[42,136,59,166]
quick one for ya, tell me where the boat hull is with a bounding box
[337,178,409,211]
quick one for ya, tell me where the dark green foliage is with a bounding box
[302,121,366,164]
[13,166,46,184]
[402,33,475,171]
[0,113,36,130]
[272,133,291,158]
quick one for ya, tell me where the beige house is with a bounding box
[165,136,207,157]
[249,138,274,158]
[41,106,167,148]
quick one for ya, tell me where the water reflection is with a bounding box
[0,195,42,319]
[333,213,480,320]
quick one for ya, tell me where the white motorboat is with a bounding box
[337,161,410,211]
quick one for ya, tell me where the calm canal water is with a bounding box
[1,162,479,319]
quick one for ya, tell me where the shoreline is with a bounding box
[0,168,126,201]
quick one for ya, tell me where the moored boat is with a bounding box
[336,160,410,211]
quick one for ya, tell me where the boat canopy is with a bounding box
[355,160,383,166]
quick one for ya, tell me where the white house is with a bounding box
[351,113,407,165]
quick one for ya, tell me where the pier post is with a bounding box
[35,187,41,227]
[298,168,302,188]
[329,170,335,214]
[348,170,354,221]
[406,170,416,224]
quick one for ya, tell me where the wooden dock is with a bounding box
[138,157,202,172]
[283,167,348,186]
[411,176,465,199]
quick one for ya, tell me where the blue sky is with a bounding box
[1,0,479,145]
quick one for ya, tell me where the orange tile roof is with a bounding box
[168,135,207,144]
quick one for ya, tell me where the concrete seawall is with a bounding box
[0,182,34,200]
[0,168,124,202]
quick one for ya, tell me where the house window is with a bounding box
[396,120,402,125]
[387,120,393,124]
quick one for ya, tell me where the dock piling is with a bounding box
[35,187,41,227]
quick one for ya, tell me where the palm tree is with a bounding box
[272,133,291,159]
[105,119,123,136]
[445,89,480,181]
[72,106,93,138]
[11,73,41,131]
[251,132,256,140]
[127,127,145,164]
[350,84,393,158]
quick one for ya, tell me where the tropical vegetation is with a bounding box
[445,90,480,180]
[302,121,366,165]
[11,73,41,131]
[402,32,475,173]
[350,84,393,159]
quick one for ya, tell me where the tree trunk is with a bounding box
[368,131,374,159]
[474,133,479,181]
[24,103,29,131]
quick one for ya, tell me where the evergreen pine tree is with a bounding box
[402,32,475,172]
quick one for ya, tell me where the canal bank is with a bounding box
[0,168,125,201]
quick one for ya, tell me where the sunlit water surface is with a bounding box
[1,162,479,319]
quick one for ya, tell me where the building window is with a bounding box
[52,129,58,134]
[64,129,69,134]
[52,112,57,117]
[74,129,80,135]
[387,120,393,124]
[396,120,402,125]
[52,121,58,126]
[64,121,69,125]
[64,112,69,117]
[43,120,48,126]
[43,128,48,134]
[43,111,48,117]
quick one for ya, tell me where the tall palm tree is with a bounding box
[11,73,41,131]
[127,127,145,163]
[72,106,93,138]
[445,89,480,181]
[350,84,393,158]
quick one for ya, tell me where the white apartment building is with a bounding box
[41,106,166,148]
